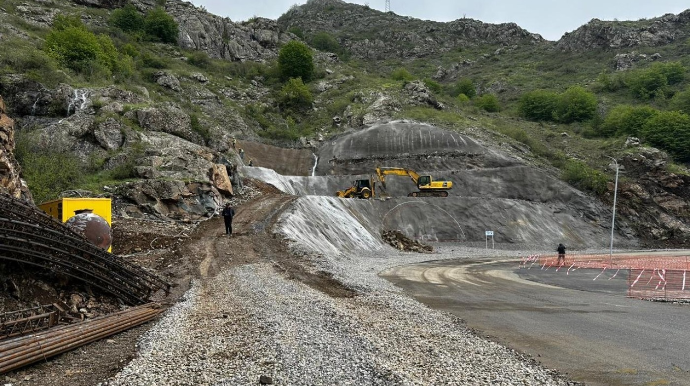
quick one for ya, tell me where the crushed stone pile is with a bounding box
[382,230,433,253]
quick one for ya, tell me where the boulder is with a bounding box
[153,71,181,92]
[94,118,125,151]
[210,164,233,195]
[133,105,204,145]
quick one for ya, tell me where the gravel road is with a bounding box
[103,241,575,385]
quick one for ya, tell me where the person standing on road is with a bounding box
[557,243,566,265]
[222,203,235,236]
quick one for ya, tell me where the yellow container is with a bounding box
[39,198,112,251]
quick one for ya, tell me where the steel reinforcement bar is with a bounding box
[0,194,169,304]
[0,303,163,374]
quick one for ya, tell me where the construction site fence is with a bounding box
[520,253,690,301]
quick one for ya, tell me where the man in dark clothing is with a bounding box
[557,243,566,265]
[222,204,235,236]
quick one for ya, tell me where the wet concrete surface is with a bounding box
[382,256,690,386]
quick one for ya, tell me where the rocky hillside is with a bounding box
[0,96,26,199]
[278,0,544,60]
[0,0,688,247]
[557,10,690,51]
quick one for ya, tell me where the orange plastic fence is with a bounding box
[520,253,690,301]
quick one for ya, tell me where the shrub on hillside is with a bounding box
[109,3,145,33]
[144,7,178,44]
[278,41,314,81]
[310,32,340,53]
[14,133,85,203]
[669,89,690,114]
[391,67,414,82]
[288,27,305,39]
[655,61,685,85]
[599,105,658,137]
[475,94,500,112]
[627,69,667,99]
[448,78,476,99]
[279,77,313,112]
[553,86,597,123]
[188,51,212,68]
[562,159,608,195]
[518,89,558,121]
[423,78,442,94]
[641,111,690,161]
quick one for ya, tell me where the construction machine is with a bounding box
[336,177,375,199]
[375,167,453,197]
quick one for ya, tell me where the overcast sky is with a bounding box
[187,0,688,41]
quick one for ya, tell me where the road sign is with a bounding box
[485,231,494,236]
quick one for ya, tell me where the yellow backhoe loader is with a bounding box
[336,177,375,199]
[375,167,453,197]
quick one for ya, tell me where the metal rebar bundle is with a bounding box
[0,193,169,304]
[0,303,163,374]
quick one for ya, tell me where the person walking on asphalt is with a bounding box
[222,203,235,236]
[557,243,566,265]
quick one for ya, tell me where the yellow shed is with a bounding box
[39,198,112,251]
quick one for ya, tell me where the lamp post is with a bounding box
[606,156,619,265]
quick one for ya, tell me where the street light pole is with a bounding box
[606,156,619,265]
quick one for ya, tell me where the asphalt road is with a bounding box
[382,256,690,386]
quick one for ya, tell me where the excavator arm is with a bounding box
[375,167,452,197]
[375,167,420,188]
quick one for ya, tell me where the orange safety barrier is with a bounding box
[519,253,690,301]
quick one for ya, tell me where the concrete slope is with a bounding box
[245,121,638,250]
[275,194,625,252]
[315,121,518,175]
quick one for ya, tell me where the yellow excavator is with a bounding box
[375,167,453,197]
[336,177,376,199]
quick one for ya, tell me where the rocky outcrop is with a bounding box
[115,179,222,220]
[404,80,443,110]
[0,96,25,199]
[557,11,690,51]
[149,1,293,62]
[278,0,544,60]
[615,148,690,247]
[71,0,126,8]
[128,104,203,145]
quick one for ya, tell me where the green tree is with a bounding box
[144,7,178,44]
[669,89,690,114]
[109,3,144,33]
[279,77,313,111]
[600,105,658,137]
[518,89,558,121]
[641,111,690,161]
[554,86,597,123]
[278,41,314,81]
[475,94,500,112]
[449,78,476,99]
